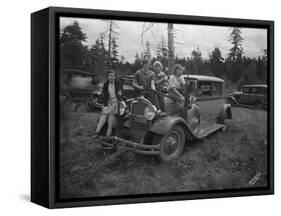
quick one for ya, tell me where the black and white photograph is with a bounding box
[59,16,270,200]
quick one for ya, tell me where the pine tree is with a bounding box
[209,47,224,64]
[111,37,119,66]
[104,20,119,66]
[228,27,244,62]
[143,41,152,60]
[191,47,203,63]
[60,21,88,68]
[156,36,168,59]
[209,47,224,77]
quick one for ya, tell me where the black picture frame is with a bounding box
[31,6,274,208]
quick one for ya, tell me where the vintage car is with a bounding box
[227,84,267,109]
[96,75,232,162]
[60,69,103,111]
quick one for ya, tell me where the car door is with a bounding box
[196,81,213,122]
[210,81,224,119]
[239,87,251,104]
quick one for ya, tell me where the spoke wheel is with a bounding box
[154,125,185,162]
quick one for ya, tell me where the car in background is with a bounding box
[95,75,232,162]
[227,84,267,109]
[60,69,103,112]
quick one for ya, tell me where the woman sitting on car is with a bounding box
[93,69,122,139]
[167,64,186,103]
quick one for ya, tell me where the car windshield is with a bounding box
[186,80,197,96]
[198,82,212,97]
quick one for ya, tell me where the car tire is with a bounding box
[153,125,185,162]
[217,112,230,132]
[255,100,264,109]
[221,119,230,132]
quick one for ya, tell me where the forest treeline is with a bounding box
[60,21,267,89]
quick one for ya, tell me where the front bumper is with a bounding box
[95,136,160,155]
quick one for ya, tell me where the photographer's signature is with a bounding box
[248,172,261,185]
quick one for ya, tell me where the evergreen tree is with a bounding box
[60,21,88,68]
[228,27,244,62]
[111,37,119,66]
[143,41,152,60]
[209,47,224,64]
[191,46,203,63]
[87,36,108,77]
[189,47,203,74]
[209,47,224,77]
[104,20,119,66]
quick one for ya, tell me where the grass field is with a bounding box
[59,106,268,199]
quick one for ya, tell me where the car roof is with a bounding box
[61,69,97,77]
[242,84,267,88]
[122,75,134,79]
[182,75,224,82]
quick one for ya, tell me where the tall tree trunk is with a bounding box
[108,21,113,66]
[167,23,175,76]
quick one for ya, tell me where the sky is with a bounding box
[60,17,267,63]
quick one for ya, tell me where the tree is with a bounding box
[155,35,168,68]
[228,27,243,62]
[189,47,203,75]
[60,21,88,68]
[209,47,224,64]
[60,21,87,44]
[191,46,203,63]
[156,36,168,58]
[167,23,175,75]
[209,47,225,77]
[87,35,108,77]
[104,20,119,66]
[111,37,119,67]
[262,49,267,62]
[143,41,152,60]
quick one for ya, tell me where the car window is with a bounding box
[254,87,267,95]
[198,82,212,97]
[212,82,223,96]
[242,87,250,93]
[251,87,258,94]
[122,78,133,86]
[187,80,197,96]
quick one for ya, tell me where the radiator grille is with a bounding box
[131,102,148,126]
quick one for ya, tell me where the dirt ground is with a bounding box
[59,106,268,199]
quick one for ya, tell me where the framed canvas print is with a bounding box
[31,6,274,208]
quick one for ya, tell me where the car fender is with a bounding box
[218,103,232,122]
[187,103,201,119]
[149,115,196,140]
[226,95,238,105]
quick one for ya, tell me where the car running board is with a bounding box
[196,123,224,139]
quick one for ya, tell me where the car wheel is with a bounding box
[154,125,185,162]
[255,100,264,109]
[221,119,230,132]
